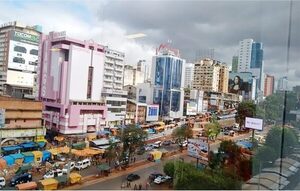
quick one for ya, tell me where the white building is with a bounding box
[123,64,145,86]
[0,21,42,98]
[238,38,253,72]
[102,48,127,127]
[277,76,288,91]
[184,63,194,88]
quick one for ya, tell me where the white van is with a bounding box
[0,177,5,189]
[75,159,91,170]
[153,141,162,148]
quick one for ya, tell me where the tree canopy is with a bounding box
[172,124,193,143]
[236,101,256,129]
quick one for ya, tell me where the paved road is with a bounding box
[79,155,196,190]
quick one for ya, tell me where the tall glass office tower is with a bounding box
[151,45,185,119]
[250,42,263,69]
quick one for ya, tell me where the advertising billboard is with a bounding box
[7,31,39,87]
[245,117,263,131]
[146,105,159,121]
[188,138,209,163]
[186,101,197,116]
[228,72,254,99]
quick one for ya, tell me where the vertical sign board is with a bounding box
[146,105,159,121]
[0,109,5,128]
[186,102,197,116]
[245,117,263,131]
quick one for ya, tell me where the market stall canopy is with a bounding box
[0,158,7,169]
[10,153,24,160]
[54,136,64,142]
[37,142,47,148]
[32,151,43,163]
[16,181,37,190]
[3,155,14,166]
[69,172,82,184]
[39,178,59,190]
[2,145,22,152]
[149,150,162,160]
[42,150,51,162]
[22,152,34,164]
[20,142,38,150]
[97,163,111,171]
[71,142,86,150]
[72,148,104,157]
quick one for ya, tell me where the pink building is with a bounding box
[38,31,107,135]
[264,74,274,97]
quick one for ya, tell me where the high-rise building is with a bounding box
[152,44,185,119]
[237,39,264,97]
[38,31,107,135]
[123,64,145,86]
[264,74,274,97]
[277,76,288,91]
[184,63,194,88]
[238,39,253,72]
[193,58,228,93]
[219,64,229,93]
[102,48,127,127]
[0,21,42,98]
[231,56,238,72]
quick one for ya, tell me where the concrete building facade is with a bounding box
[264,74,275,97]
[0,96,45,143]
[184,63,194,88]
[238,39,253,72]
[38,31,107,135]
[0,21,42,99]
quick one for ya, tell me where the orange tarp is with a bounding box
[0,158,7,169]
[71,148,104,157]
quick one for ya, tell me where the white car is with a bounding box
[0,177,5,189]
[154,175,172,184]
[43,169,63,179]
[62,162,75,174]
[75,158,91,170]
[179,140,188,147]
[145,145,153,151]
[153,141,162,148]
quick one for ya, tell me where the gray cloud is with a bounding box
[98,0,300,87]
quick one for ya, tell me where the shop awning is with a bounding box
[20,142,38,149]
[10,153,24,160]
[37,142,47,148]
[3,155,14,166]
[97,163,111,171]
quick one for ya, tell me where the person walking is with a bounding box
[134,184,137,190]
[139,183,142,190]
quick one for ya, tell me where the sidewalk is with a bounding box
[64,150,186,190]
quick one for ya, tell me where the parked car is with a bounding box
[162,140,171,146]
[10,173,32,187]
[75,159,91,170]
[145,144,154,151]
[224,130,229,135]
[179,140,188,147]
[126,174,140,182]
[43,169,63,179]
[153,141,162,148]
[56,154,66,162]
[149,173,163,181]
[0,177,5,189]
[62,162,75,174]
[154,175,172,184]
[229,130,235,136]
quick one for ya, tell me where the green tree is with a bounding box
[236,101,256,129]
[172,124,193,144]
[265,126,298,157]
[254,145,277,164]
[105,140,119,166]
[205,119,221,141]
[163,161,175,177]
[116,125,148,161]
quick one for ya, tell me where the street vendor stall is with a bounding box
[42,150,51,162]
[69,172,82,184]
[148,150,162,162]
[22,152,34,164]
[3,155,14,166]
[38,178,59,190]
[16,181,37,190]
[32,151,43,163]
[10,153,24,164]
[0,158,7,170]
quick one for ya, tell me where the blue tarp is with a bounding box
[3,155,15,166]
[22,152,34,164]
[38,142,46,148]
[97,130,111,135]
[42,150,51,162]
[2,145,22,152]
[236,141,253,149]
[10,153,24,160]
[20,142,38,149]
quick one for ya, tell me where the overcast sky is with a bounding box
[1,0,299,88]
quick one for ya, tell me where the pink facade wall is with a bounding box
[38,31,107,134]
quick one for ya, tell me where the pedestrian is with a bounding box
[127,181,129,188]
[133,157,136,163]
[134,184,137,190]
[139,184,142,190]
[128,181,131,188]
